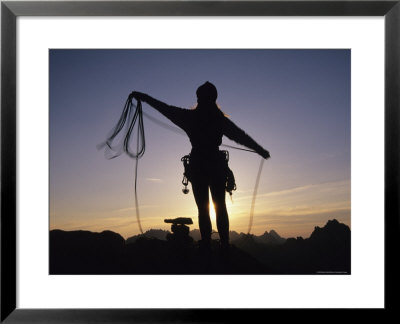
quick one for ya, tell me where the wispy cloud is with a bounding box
[146,178,163,183]
[233,179,350,203]
[232,204,350,222]
[113,204,154,213]
[50,179,351,239]
[226,179,351,236]
[261,179,349,198]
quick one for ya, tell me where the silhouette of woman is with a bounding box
[130,82,270,250]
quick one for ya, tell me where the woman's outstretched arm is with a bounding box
[130,91,189,130]
[223,117,270,159]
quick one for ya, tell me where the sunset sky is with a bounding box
[49,49,350,239]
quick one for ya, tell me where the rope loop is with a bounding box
[98,96,145,234]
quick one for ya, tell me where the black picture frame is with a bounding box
[1,0,399,322]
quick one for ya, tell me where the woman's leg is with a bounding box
[210,175,229,247]
[191,177,212,243]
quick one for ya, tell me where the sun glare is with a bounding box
[209,201,216,221]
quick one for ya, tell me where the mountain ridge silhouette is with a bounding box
[50,219,350,274]
[125,227,288,245]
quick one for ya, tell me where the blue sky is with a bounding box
[49,49,350,239]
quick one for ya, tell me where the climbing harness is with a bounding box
[100,94,266,235]
[180,150,236,198]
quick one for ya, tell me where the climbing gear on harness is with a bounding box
[181,155,191,194]
[180,150,237,198]
[223,150,237,197]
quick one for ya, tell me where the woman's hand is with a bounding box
[261,149,270,160]
[129,91,147,102]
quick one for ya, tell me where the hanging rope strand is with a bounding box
[99,97,146,234]
[134,103,144,233]
[247,158,265,234]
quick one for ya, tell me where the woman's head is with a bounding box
[196,82,218,104]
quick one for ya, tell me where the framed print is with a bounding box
[1,0,399,322]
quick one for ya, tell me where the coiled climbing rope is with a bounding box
[98,97,145,234]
